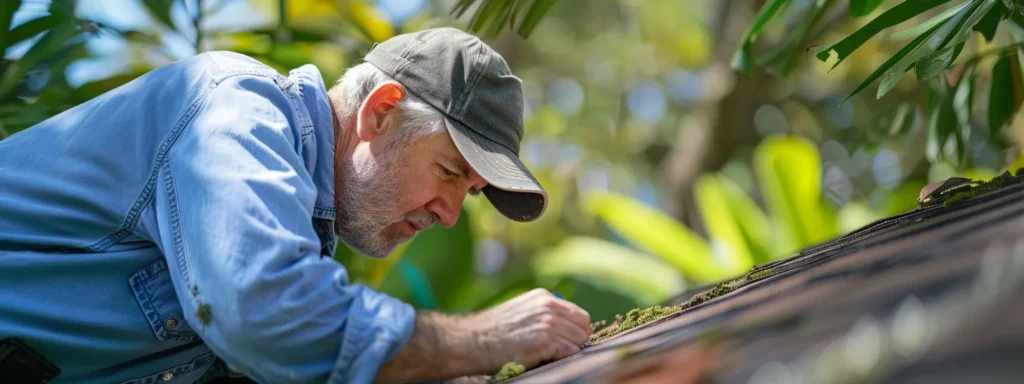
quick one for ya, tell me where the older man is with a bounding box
[0,28,591,383]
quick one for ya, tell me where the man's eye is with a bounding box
[442,167,457,178]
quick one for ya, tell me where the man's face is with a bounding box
[335,120,488,258]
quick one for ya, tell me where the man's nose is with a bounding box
[428,193,463,228]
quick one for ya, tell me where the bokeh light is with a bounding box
[547,77,585,116]
[627,80,667,125]
[754,104,789,136]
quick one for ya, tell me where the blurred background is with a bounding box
[4,0,1024,324]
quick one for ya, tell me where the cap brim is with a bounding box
[444,118,548,222]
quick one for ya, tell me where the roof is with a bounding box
[508,172,1024,383]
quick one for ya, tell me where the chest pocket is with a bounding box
[129,259,198,342]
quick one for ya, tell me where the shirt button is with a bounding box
[165,318,178,331]
[161,372,174,381]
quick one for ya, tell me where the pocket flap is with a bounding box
[130,259,198,342]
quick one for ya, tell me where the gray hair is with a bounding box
[327,63,446,143]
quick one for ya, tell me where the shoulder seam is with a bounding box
[82,55,220,252]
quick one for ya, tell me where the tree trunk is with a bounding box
[663,0,768,234]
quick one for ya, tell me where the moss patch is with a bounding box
[588,267,776,344]
[589,305,682,343]
[489,362,526,383]
[196,303,212,327]
[747,268,774,280]
[920,168,1024,208]
[942,169,1021,207]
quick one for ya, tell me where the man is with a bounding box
[0,28,591,383]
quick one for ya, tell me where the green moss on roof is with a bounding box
[587,267,776,345]
[943,169,1021,207]
[747,268,774,280]
[589,305,681,344]
[489,362,526,383]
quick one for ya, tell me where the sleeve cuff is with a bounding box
[328,284,416,384]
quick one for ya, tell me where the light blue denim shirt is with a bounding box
[0,51,415,383]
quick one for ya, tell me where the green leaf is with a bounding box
[1013,5,1024,28]
[0,0,23,50]
[485,0,516,38]
[815,0,951,66]
[876,0,999,99]
[731,0,792,75]
[142,0,176,30]
[891,102,917,136]
[758,0,837,76]
[695,173,773,267]
[844,23,936,102]
[532,237,685,306]
[914,41,965,81]
[943,121,966,167]
[395,259,438,309]
[753,136,836,252]
[953,61,977,136]
[510,0,526,29]
[517,0,555,38]
[450,0,477,18]
[582,191,732,283]
[890,2,969,41]
[0,15,79,100]
[468,0,503,33]
[973,0,1007,41]
[121,30,163,45]
[927,83,958,163]
[850,0,886,17]
[988,53,1024,131]
[3,15,55,51]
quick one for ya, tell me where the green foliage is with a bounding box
[754,136,836,251]
[583,191,732,283]
[0,1,22,50]
[451,0,558,39]
[988,53,1024,131]
[738,0,1024,178]
[381,210,477,310]
[141,0,176,30]
[851,0,887,17]
[732,0,792,75]
[817,0,951,70]
[0,1,78,100]
[532,237,685,306]
[695,173,773,265]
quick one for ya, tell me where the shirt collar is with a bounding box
[288,64,336,221]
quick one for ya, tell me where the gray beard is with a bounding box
[334,137,434,258]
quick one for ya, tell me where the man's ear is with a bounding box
[356,81,406,142]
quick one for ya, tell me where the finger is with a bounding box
[509,288,552,308]
[547,299,592,336]
[548,314,590,346]
[551,332,584,360]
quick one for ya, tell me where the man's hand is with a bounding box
[474,288,592,368]
[376,288,591,383]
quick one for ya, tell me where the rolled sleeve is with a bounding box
[149,73,415,383]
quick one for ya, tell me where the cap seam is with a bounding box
[451,41,489,119]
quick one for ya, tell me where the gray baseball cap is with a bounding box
[363,28,548,222]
